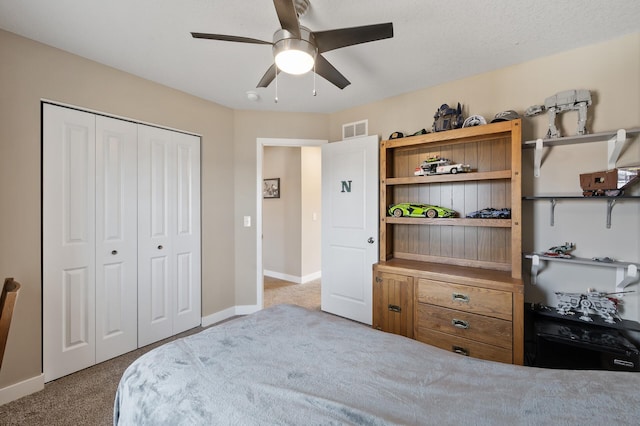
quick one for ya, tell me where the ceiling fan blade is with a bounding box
[256,64,281,88]
[313,23,394,53]
[191,32,272,45]
[315,54,350,90]
[273,0,301,37]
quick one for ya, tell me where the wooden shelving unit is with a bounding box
[373,120,525,365]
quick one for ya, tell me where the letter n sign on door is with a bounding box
[341,180,352,193]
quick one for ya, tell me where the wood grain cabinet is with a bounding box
[372,120,524,365]
[372,271,414,338]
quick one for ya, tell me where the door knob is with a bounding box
[111,250,118,255]
[157,245,163,250]
[367,237,375,244]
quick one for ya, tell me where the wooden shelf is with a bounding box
[385,170,511,185]
[379,119,523,277]
[375,120,524,365]
[383,217,512,228]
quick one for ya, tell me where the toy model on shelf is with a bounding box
[555,290,623,324]
[525,89,592,138]
[466,207,511,219]
[387,203,457,218]
[432,103,464,132]
[542,242,576,258]
[414,156,471,176]
[580,167,640,197]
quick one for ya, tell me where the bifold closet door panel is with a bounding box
[138,125,174,346]
[95,116,138,363]
[137,126,201,346]
[43,104,97,382]
[171,131,201,335]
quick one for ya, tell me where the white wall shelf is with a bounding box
[523,195,640,228]
[522,127,640,177]
[525,253,639,291]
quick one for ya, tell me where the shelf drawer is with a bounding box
[416,303,512,349]
[416,328,513,364]
[416,278,512,320]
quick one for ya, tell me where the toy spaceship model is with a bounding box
[555,290,624,324]
[542,242,576,258]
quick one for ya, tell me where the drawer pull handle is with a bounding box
[452,293,470,303]
[388,304,402,313]
[452,345,469,356]
[111,250,118,255]
[451,318,469,329]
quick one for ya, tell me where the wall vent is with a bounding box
[342,119,368,140]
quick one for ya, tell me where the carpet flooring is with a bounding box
[0,278,320,425]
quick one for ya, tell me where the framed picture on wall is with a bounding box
[263,178,280,199]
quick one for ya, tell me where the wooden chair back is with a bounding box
[1,277,21,370]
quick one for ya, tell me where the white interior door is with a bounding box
[43,104,96,381]
[138,126,201,346]
[94,116,138,363]
[321,135,379,324]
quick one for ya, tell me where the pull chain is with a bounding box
[274,66,279,103]
[313,61,317,96]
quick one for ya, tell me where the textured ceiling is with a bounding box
[1,0,639,113]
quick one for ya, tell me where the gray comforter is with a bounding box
[114,304,640,425]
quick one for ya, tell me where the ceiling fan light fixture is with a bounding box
[274,38,316,75]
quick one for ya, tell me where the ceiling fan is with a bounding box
[191,0,393,90]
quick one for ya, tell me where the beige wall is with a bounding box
[232,111,329,306]
[262,146,321,281]
[263,146,303,277]
[301,147,322,277]
[0,29,237,388]
[328,33,640,321]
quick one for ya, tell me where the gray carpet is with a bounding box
[0,278,320,425]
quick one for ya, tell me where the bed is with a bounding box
[114,304,640,425]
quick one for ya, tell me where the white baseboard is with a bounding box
[234,305,261,316]
[0,373,44,405]
[201,304,261,327]
[264,270,321,284]
[201,306,237,327]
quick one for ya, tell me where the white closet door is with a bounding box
[172,131,201,334]
[95,116,138,363]
[137,126,201,346]
[138,125,174,346]
[43,104,96,381]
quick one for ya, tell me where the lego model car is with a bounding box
[466,207,511,219]
[388,203,456,218]
[414,157,471,176]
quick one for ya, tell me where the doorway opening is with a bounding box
[256,138,327,310]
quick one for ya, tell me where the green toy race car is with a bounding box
[388,203,457,218]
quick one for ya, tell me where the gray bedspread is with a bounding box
[114,304,640,425]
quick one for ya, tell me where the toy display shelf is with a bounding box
[524,253,640,291]
[522,127,640,177]
[523,194,640,229]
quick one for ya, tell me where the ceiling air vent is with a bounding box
[342,119,368,140]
